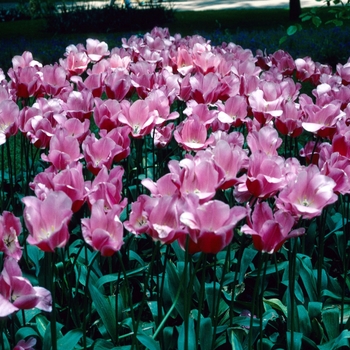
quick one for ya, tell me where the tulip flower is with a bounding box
[0,258,52,317]
[0,211,22,260]
[241,201,305,254]
[276,164,338,220]
[22,191,73,252]
[179,200,247,254]
[81,200,124,256]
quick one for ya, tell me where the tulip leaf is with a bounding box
[136,333,161,350]
[239,248,257,283]
[15,327,39,344]
[263,298,287,317]
[57,329,83,350]
[228,329,243,350]
[96,265,148,289]
[205,282,221,316]
[286,331,302,350]
[35,314,49,338]
[177,317,196,350]
[89,283,117,343]
[297,305,311,337]
[298,255,317,301]
[199,317,213,350]
[0,332,10,350]
[165,260,184,318]
[26,244,44,277]
[318,329,350,349]
[322,308,340,340]
[93,338,126,349]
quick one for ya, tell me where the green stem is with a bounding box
[195,253,207,345]
[48,252,57,350]
[117,251,138,349]
[248,251,263,349]
[316,209,327,299]
[259,254,269,349]
[82,250,100,349]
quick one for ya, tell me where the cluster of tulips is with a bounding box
[1,26,350,347]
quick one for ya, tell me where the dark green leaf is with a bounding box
[286,331,302,350]
[199,317,213,350]
[228,329,243,350]
[177,317,196,350]
[137,333,161,350]
[165,260,184,318]
[239,248,257,283]
[15,327,39,344]
[297,305,311,337]
[322,308,340,340]
[89,284,117,343]
[57,329,83,350]
[312,16,322,27]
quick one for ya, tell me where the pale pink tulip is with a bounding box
[276,164,338,220]
[178,200,247,254]
[22,191,73,252]
[241,202,305,253]
[81,200,123,256]
[0,211,22,260]
[0,258,52,317]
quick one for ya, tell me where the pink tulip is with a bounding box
[0,258,52,317]
[86,38,110,62]
[118,99,157,138]
[41,129,83,170]
[8,66,43,99]
[152,123,175,148]
[0,211,22,260]
[321,152,350,195]
[18,106,55,149]
[178,200,247,254]
[86,165,127,211]
[105,70,132,101]
[93,97,123,131]
[190,72,222,104]
[64,90,94,121]
[247,125,282,156]
[73,72,106,98]
[11,51,42,72]
[0,99,19,144]
[40,64,69,97]
[174,116,215,152]
[301,101,344,138]
[82,134,118,175]
[241,202,305,254]
[174,47,194,76]
[61,51,90,76]
[275,101,303,137]
[51,162,86,212]
[147,195,187,244]
[13,337,37,350]
[22,191,73,252]
[123,195,156,235]
[212,140,249,190]
[81,200,123,256]
[276,164,338,220]
[217,95,248,127]
[99,127,131,163]
[170,156,220,203]
[246,151,286,199]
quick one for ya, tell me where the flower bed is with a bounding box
[1,26,350,349]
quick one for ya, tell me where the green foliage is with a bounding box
[284,0,350,44]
